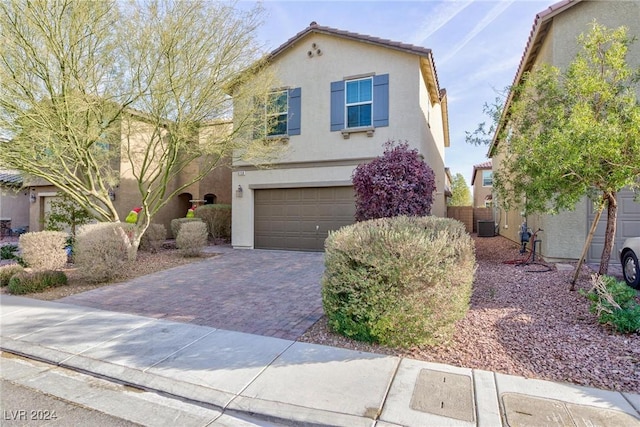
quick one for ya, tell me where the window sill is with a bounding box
[341,127,375,139]
[266,135,290,143]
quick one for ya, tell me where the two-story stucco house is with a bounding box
[471,161,492,208]
[231,22,450,251]
[26,115,232,236]
[489,0,640,264]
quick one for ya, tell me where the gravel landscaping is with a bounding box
[2,235,638,393]
[300,235,640,394]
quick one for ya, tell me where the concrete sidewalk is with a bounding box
[1,295,639,427]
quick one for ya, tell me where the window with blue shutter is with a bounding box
[257,87,302,138]
[288,87,301,136]
[266,90,288,136]
[331,74,389,131]
[372,74,389,127]
[330,81,344,131]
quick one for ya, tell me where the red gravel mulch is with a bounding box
[299,235,640,393]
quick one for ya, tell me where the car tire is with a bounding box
[622,251,640,289]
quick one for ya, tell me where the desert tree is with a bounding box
[0,0,279,257]
[488,22,640,283]
[448,173,472,206]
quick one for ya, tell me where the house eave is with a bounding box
[488,0,582,158]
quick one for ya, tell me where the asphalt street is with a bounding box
[1,379,142,427]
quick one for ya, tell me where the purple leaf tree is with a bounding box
[352,140,436,221]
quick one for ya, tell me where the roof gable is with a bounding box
[270,21,433,61]
[268,22,444,103]
[471,161,492,185]
[266,22,449,148]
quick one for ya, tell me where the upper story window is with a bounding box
[482,170,493,187]
[346,77,372,128]
[266,90,288,136]
[255,88,301,139]
[331,74,389,133]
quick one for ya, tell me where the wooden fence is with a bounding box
[447,207,494,234]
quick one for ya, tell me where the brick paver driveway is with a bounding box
[59,247,325,340]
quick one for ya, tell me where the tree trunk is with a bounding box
[571,207,602,290]
[598,191,617,275]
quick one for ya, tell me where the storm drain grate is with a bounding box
[410,369,475,422]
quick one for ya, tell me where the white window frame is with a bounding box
[345,77,373,129]
[265,90,288,137]
[482,170,493,187]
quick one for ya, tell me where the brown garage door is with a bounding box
[254,187,356,251]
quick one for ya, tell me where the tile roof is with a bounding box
[513,0,580,87]
[471,161,492,185]
[268,21,441,95]
[0,169,23,186]
[473,161,492,169]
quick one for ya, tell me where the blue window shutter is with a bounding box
[373,74,389,127]
[330,80,344,131]
[288,87,301,136]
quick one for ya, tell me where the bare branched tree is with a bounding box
[0,0,279,256]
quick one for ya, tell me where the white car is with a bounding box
[620,237,640,289]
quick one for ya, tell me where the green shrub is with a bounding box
[1,244,19,260]
[8,270,68,295]
[170,217,203,239]
[322,216,476,348]
[176,221,208,257]
[582,275,640,334]
[139,224,167,253]
[0,264,24,287]
[75,223,128,283]
[19,231,68,270]
[194,204,231,241]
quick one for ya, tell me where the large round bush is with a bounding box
[322,216,476,348]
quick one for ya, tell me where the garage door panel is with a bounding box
[621,195,640,214]
[254,187,355,251]
[622,221,640,236]
[588,189,640,264]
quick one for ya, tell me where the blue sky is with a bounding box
[248,0,554,186]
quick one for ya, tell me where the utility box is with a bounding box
[477,220,496,237]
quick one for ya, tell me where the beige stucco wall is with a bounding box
[115,117,233,236]
[538,0,640,260]
[552,1,640,73]
[492,0,640,261]
[472,169,493,208]
[0,186,29,231]
[232,33,448,248]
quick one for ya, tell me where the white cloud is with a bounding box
[409,0,474,45]
[438,0,515,65]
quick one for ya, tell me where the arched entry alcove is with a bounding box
[204,193,217,205]
[178,193,193,216]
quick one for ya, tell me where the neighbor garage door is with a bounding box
[588,189,640,264]
[254,187,355,251]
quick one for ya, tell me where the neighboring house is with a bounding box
[231,22,450,251]
[471,161,493,208]
[0,169,29,237]
[26,117,232,236]
[489,0,640,263]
